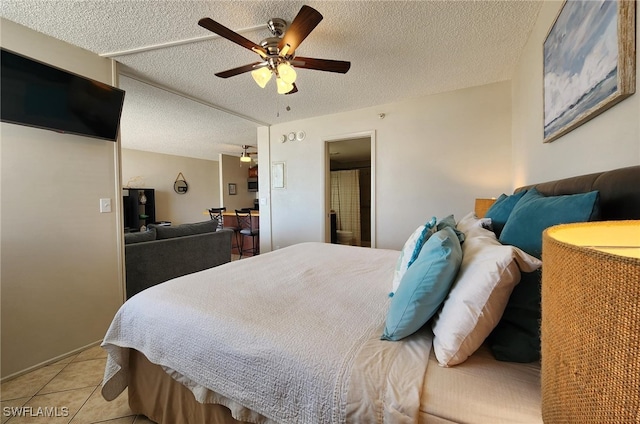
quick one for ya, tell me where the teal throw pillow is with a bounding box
[391,217,437,294]
[382,226,462,341]
[498,189,600,259]
[491,189,599,362]
[484,190,527,238]
[436,214,465,244]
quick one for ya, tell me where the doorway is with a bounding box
[324,132,375,247]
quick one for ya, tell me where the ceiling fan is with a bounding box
[240,145,257,162]
[198,5,351,95]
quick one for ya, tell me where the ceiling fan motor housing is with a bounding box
[259,37,282,56]
[267,18,287,38]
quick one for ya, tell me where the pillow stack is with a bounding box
[382,186,600,366]
[431,212,541,366]
[488,188,600,362]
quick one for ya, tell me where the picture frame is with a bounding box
[272,162,286,189]
[228,183,237,195]
[543,0,636,143]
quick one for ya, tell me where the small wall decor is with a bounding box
[543,0,636,143]
[228,183,237,195]
[174,172,189,194]
[125,176,145,188]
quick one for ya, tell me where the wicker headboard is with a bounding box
[515,165,640,221]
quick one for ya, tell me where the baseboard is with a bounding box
[0,339,102,383]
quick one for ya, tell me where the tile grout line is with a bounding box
[66,383,100,424]
[3,358,71,424]
[2,348,145,424]
[33,358,75,397]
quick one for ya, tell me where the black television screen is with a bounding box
[1,48,125,141]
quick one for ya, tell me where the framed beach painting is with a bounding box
[543,0,636,143]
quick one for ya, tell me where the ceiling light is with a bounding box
[276,77,294,95]
[240,145,253,162]
[251,67,272,88]
[277,62,297,84]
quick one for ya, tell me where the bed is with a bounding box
[101,165,640,424]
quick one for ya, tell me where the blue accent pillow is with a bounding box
[382,226,463,341]
[491,188,600,362]
[484,190,527,238]
[498,188,600,259]
[436,214,465,244]
[391,217,437,294]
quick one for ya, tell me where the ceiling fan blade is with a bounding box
[278,5,323,55]
[199,18,267,57]
[215,62,262,78]
[285,83,298,95]
[293,57,351,74]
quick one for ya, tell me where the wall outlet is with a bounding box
[100,198,112,213]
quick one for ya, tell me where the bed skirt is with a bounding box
[128,345,542,424]
[128,349,272,424]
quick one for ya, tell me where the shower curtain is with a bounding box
[330,170,361,246]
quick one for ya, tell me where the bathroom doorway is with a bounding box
[324,132,375,247]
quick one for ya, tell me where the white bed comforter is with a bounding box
[101,242,432,423]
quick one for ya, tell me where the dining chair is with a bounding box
[209,207,239,251]
[235,209,259,258]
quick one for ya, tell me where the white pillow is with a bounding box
[456,211,491,235]
[431,223,541,366]
[391,217,436,294]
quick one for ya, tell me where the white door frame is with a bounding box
[323,130,376,247]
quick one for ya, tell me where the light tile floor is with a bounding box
[1,345,156,424]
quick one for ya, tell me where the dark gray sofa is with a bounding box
[124,220,232,299]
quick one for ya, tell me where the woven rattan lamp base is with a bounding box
[541,221,640,423]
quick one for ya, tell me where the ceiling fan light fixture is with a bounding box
[251,67,272,88]
[276,77,294,94]
[277,62,297,84]
[240,154,252,163]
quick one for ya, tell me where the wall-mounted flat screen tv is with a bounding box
[1,48,125,142]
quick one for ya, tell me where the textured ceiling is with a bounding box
[1,1,542,160]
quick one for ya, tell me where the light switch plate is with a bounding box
[100,198,112,213]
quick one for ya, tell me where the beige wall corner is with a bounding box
[1,18,123,378]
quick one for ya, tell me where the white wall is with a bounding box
[121,149,219,225]
[512,0,640,187]
[264,81,513,251]
[1,19,123,378]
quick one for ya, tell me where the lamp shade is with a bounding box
[277,62,297,84]
[251,67,272,88]
[541,221,640,422]
[276,77,294,94]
